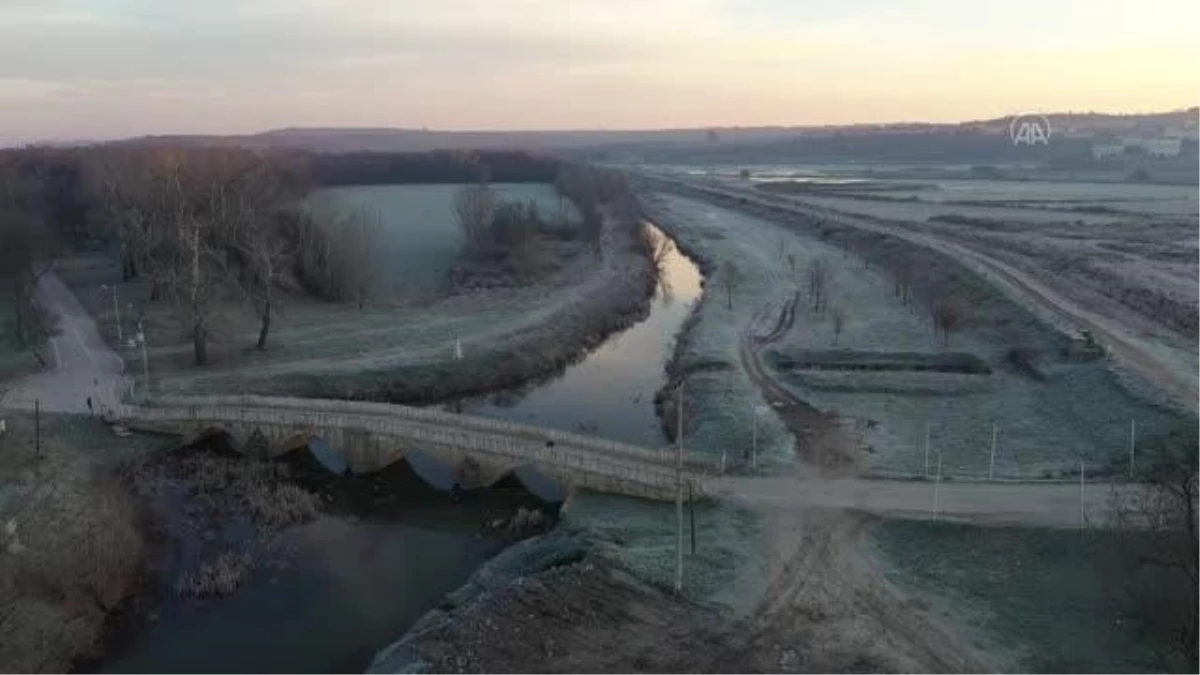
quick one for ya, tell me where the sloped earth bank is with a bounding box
[377,511,994,674]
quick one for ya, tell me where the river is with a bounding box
[95,223,702,673]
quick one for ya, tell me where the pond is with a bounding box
[309,183,572,292]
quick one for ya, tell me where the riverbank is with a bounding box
[369,526,727,674]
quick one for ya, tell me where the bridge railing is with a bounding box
[119,401,712,493]
[127,395,721,475]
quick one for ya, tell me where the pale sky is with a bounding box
[1,0,1197,142]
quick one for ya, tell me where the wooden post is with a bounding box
[675,381,684,593]
[923,421,931,478]
[988,423,998,481]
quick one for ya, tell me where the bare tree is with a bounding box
[930,295,962,347]
[721,260,740,311]
[830,305,846,345]
[454,176,495,254]
[785,251,797,278]
[1107,429,1199,672]
[807,258,831,313]
[240,219,291,350]
[338,208,381,309]
[650,230,674,284]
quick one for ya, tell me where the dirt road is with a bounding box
[0,270,128,414]
[719,474,1115,529]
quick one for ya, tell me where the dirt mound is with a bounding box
[771,349,992,375]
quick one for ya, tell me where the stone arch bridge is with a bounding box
[119,395,717,502]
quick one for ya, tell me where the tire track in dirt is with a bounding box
[714,509,994,673]
[738,296,860,475]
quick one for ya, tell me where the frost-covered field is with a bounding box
[872,521,1167,672]
[777,192,1125,226]
[647,194,1185,478]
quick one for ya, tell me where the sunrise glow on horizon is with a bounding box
[1,0,1196,142]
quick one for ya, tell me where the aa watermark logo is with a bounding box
[1009,112,1051,147]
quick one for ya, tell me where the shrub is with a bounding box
[177,550,252,598]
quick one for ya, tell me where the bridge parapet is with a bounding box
[119,395,718,500]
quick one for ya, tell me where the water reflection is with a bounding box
[453,223,702,447]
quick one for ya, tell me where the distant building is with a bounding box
[1091,140,1125,159]
[1144,137,1183,157]
[1091,136,1184,159]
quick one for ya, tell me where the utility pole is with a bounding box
[751,408,757,469]
[751,405,768,470]
[933,448,943,517]
[688,480,696,555]
[35,399,40,460]
[988,423,998,481]
[1128,419,1136,478]
[136,325,149,398]
[1079,460,1086,531]
[675,380,684,594]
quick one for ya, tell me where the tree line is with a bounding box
[451,164,640,282]
[0,145,615,366]
[0,147,405,364]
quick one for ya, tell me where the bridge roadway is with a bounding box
[119,395,718,502]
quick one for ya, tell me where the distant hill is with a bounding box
[109,108,1197,161]
[115,127,798,153]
